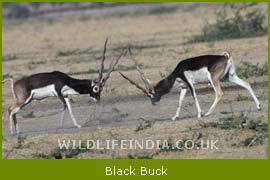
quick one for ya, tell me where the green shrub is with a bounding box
[2,54,17,61]
[188,3,267,43]
[135,118,154,132]
[236,94,250,101]
[127,153,153,159]
[56,48,92,57]
[31,60,46,65]
[159,137,183,152]
[22,111,35,118]
[203,113,248,130]
[240,134,267,147]
[32,142,91,159]
[147,6,179,15]
[13,135,27,149]
[236,62,268,79]
[202,113,268,132]
[3,73,13,79]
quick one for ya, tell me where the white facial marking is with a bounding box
[61,85,79,96]
[148,93,154,98]
[184,67,209,84]
[90,97,97,102]
[32,85,58,100]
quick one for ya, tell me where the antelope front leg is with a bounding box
[9,107,21,135]
[189,84,202,118]
[172,88,187,121]
[8,103,23,135]
[64,98,81,129]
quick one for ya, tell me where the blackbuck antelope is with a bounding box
[119,51,261,120]
[3,39,125,135]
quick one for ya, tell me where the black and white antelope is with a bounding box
[3,39,125,134]
[119,51,261,120]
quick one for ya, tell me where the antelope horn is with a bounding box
[118,71,149,95]
[135,64,154,92]
[127,47,154,92]
[98,38,108,85]
[102,49,127,86]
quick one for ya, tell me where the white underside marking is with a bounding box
[32,84,58,100]
[61,85,79,96]
[222,58,232,77]
[184,67,209,84]
[184,68,209,118]
[173,78,186,89]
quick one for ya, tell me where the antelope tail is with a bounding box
[222,51,236,78]
[2,78,16,99]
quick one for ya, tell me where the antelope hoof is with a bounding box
[197,113,202,119]
[203,113,210,117]
[76,124,82,129]
[172,116,179,121]
[257,105,261,111]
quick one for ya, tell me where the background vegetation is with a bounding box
[188,3,267,43]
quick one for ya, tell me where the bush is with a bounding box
[188,3,267,43]
[135,118,154,132]
[13,135,28,149]
[147,6,179,15]
[201,113,268,132]
[2,54,17,61]
[22,111,35,118]
[240,134,267,147]
[236,61,268,79]
[32,142,91,159]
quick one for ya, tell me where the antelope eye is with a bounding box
[93,86,99,93]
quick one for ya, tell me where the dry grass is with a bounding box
[2,111,267,159]
[2,3,268,159]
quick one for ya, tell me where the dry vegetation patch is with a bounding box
[2,3,268,159]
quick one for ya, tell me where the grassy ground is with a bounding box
[2,3,268,159]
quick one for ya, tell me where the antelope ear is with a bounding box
[91,80,96,87]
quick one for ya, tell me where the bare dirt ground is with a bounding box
[2,3,268,159]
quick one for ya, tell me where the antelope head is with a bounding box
[91,38,126,102]
[118,49,161,105]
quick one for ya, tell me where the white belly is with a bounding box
[32,85,57,100]
[184,67,210,84]
[61,85,79,96]
[173,78,187,89]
